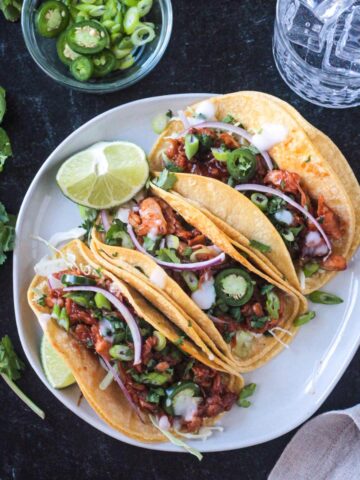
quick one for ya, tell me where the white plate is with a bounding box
[13,93,360,453]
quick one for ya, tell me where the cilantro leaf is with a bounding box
[0,127,12,172]
[0,335,24,381]
[156,248,180,263]
[0,202,16,265]
[105,219,134,249]
[153,169,177,191]
[0,87,5,123]
[222,114,236,124]
[0,335,45,418]
[143,235,157,252]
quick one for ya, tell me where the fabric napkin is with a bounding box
[269,405,360,479]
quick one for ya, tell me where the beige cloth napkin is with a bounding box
[269,405,360,479]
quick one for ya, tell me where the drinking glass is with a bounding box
[273,0,360,108]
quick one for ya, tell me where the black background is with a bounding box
[0,1,359,479]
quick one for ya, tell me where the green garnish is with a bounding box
[146,387,165,404]
[303,262,320,278]
[36,294,47,307]
[237,383,256,408]
[308,290,343,305]
[222,114,236,124]
[249,239,271,253]
[250,316,269,329]
[152,112,170,134]
[266,290,280,320]
[137,371,172,386]
[156,248,180,263]
[305,156,311,163]
[0,0,22,21]
[105,219,134,249]
[174,335,185,346]
[0,87,12,172]
[78,204,97,244]
[0,201,16,265]
[184,134,199,160]
[294,311,316,327]
[0,335,45,419]
[143,235,157,252]
[153,170,177,191]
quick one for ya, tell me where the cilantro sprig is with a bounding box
[0,87,12,171]
[0,201,15,265]
[152,169,177,191]
[0,335,45,419]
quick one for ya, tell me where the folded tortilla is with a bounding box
[28,240,243,442]
[149,91,358,294]
[91,185,304,372]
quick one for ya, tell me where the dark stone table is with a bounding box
[0,1,359,478]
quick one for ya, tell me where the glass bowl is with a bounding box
[21,0,173,93]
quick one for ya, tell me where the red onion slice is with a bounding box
[179,121,273,171]
[234,184,332,255]
[127,224,226,271]
[208,314,228,325]
[101,210,111,233]
[63,285,142,365]
[101,356,144,422]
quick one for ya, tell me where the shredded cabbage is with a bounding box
[99,367,117,391]
[149,415,203,461]
[48,227,86,249]
[174,426,223,441]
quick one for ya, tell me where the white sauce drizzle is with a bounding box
[274,209,293,225]
[173,395,201,422]
[252,124,288,151]
[149,266,166,289]
[191,277,216,310]
[187,101,217,126]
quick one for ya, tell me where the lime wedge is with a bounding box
[41,335,76,389]
[56,141,149,209]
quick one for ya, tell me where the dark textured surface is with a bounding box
[0,1,359,479]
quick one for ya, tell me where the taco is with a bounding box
[90,183,304,372]
[28,240,243,444]
[148,91,358,293]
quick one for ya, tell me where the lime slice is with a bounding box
[41,335,76,389]
[56,141,149,209]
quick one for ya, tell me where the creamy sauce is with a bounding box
[191,277,216,310]
[149,266,166,289]
[274,209,293,225]
[195,101,216,121]
[188,101,217,126]
[252,123,288,151]
[173,394,201,421]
